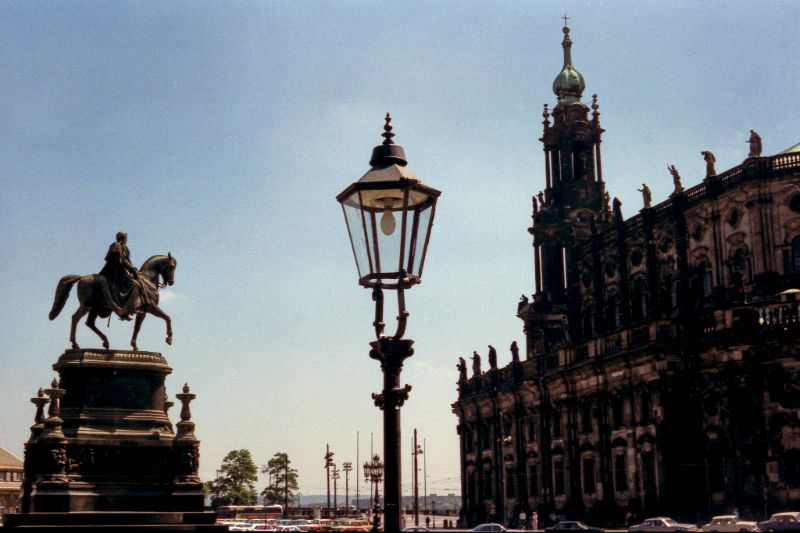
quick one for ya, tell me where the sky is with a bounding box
[1,0,798,501]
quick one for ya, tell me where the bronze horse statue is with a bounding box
[49,254,177,351]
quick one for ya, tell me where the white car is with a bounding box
[630,517,699,532]
[702,516,758,532]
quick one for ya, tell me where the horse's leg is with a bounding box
[131,313,146,351]
[70,306,89,350]
[85,310,109,350]
[146,305,172,346]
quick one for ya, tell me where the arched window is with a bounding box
[614,453,628,491]
[553,459,565,496]
[701,262,712,297]
[640,392,652,424]
[581,402,593,434]
[692,261,712,300]
[606,293,619,330]
[631,278,648,322]
[529,463,539,496]
[506,468,516,498]
[730,247,751,281]
[582,456,596,494]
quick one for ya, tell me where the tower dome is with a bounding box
[552,22,585,104]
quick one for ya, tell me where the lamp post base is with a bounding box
[369,337,414,533]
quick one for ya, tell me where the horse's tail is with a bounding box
[49,275,80,320]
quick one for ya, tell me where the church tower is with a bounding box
[530,19,607,305]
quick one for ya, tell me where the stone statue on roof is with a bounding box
[488,345,498,370]
[471,351,481,377]
[638,183,652,208]
[457,357,467,382]
[701,151,717,177]
[668,164,684,193]
[748,130,762,157]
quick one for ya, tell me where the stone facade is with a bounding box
[0,446,23,519]
[452,24,800,528]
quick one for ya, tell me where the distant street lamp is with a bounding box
[332,464,340,515]
[324,445,334,518]
[363,454,384,532]
[337,113,441,532]
[343,462,353,514]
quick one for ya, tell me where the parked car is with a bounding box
[472,524,508,532]
[758,512,800,532]
[702,515,759,532]
[630,517,699,532]
[546,520,605,533]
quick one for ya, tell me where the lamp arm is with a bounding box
[393,283,409,339]
[372,287,385,338]
[373,273,411,340]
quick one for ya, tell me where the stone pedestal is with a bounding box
[4,349,223,531]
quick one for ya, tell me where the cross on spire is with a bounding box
[562,14,570,27]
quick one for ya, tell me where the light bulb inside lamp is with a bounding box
[379,198,397,236]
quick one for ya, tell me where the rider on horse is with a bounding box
[100,231,150,320]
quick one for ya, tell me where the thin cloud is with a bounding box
[158,290,184,303]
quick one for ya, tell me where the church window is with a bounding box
[631,278,648,321]
[606,294,619,329]
[552,410,562,438]
[630,249,643,267]
[553,459,565,496]
[529,463,539,496]
[582,456,596,494]
[614,453,628,491]
[640,393,651,424]
[692,224,705,241]
[780,448,800,488]
[790,194,800,213]
[582,308,594,339]
[708,444,725,492]
[581,402,593,434]
[506,468,516,498]
[480,424,490,450]
[527,417,536,442]
[792,236,800,273]
[482,467,493,499]
[731,248,751,281]
[604,259,617,278]
[612,396,625,428]
[727,208,741,227]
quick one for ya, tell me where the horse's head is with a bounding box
[161,252,177,287]
[140,253,177,288]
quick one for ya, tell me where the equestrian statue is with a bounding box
[48,231,177,351]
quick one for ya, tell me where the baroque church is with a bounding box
[452,22,800,527]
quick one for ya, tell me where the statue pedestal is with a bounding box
[4,349,223,531]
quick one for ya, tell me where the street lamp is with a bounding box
[363,454,384,532]
[337,113,441,532]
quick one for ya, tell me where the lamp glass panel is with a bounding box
[342,193,371,279]
[412,202,434,278]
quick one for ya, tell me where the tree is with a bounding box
[209,449,259,508]
[260,452,299,511]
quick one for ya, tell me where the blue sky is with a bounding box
[1,1,798,498]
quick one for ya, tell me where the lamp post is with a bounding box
[337,113,441,532]
[325,446,334,518]
[363,454,384,532]
[333,464,340,516]
[412,429,423,526]
[343,462,352,515]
